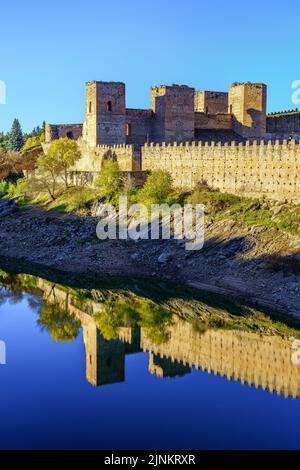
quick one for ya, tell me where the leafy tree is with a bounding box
[138,170,173,207]
[22,135,44,152]
[46,137,81,189]
[37,151,63,200]
[38,301,80,342]
[8,118,23,151]
[37,137,81,198]
[95,159,123,203]
[94,295,173,345]
[0,147,37,180]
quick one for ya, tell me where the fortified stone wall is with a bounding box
[194,91,228,114]
[195,112,233,130]
[72,140,135,173]
[45,123,83,142]
[267,112,300,137]
[142,140,300,203]
[125,108,153,146]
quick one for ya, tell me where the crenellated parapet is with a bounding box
[142,139,300,203]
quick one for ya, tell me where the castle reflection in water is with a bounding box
[34,278,300,399]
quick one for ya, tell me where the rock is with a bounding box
[0,198,18,218]
[158,251,173,264]
[272,206,283,217]
[130,252,140,261]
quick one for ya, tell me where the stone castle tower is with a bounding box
[83,81,126,147]
[229,82,267,139]
[46,79,268,148]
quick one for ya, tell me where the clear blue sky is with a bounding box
[1,0,299,133]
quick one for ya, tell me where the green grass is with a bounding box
[46,187,100,213]
[185,186,300,236]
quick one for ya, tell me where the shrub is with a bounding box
[48,187,100,213]
[0,180,8,198]
[7,178,29,204]
[137,170,173,207]
[95,159,123,203]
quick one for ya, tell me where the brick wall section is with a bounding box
[142,140,300,203]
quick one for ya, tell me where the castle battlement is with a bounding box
[145,139,300,149]
[44,79,300,203]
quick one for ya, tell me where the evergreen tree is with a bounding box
[0,132,9,149]
[8,119,23,151]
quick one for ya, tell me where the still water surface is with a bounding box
[0,269,300,449]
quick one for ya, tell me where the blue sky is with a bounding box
[0,0,299,133]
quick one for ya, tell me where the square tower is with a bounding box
[151,84,195,142]
[83,81,126,146]
[228,82,267,139]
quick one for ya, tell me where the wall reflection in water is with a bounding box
[1,272,300,399]
[33,278,300,398]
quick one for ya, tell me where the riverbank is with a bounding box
[0,201,299,316]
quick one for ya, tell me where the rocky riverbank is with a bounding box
[0,200,300,316]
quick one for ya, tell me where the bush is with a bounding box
[48,187,100,213]
[7,178,29,204]
[137,170,173,207]
[0,180,8,198]
[95,159,123,203]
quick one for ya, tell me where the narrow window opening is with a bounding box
[89,101,92,113]
[126,123,132,137]
[106,101,112,112]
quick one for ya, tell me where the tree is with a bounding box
[37,151,63,200]
[95,159,123,203]
[38,300,80,342]
[22,135,44,152]
[0,132,9,150]
[8,119,23,151]
[46,137,81,189]
[138,169,173,206]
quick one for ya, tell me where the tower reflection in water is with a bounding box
[34,278,300,398]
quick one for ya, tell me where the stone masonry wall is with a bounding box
[142,140,300,203]
[72,139,135,173]
[45,123,83,142]
[195,112,233,130]
[194,91,228,114]
[267,113,300,135]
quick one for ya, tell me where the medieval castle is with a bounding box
[45,81,300,203]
